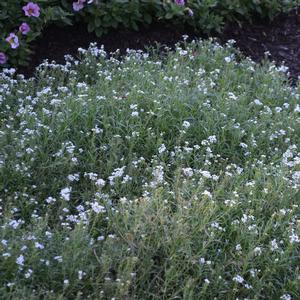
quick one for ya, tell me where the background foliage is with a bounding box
[0,0,299,67]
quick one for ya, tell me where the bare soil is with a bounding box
[18,8,300,81]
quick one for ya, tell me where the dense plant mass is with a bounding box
[75,0,299,37]
[0,0,299,67]
[0,39,300,299]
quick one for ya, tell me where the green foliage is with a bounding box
[76,0,299,37]
[0,40,300,298]
[73,0,167,37]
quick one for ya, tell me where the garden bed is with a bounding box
[2,3,300,299]
[19,8,300,81]
[2,39,300,299]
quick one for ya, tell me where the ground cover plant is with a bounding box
[1,39,300,299]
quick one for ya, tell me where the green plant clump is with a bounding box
[75,0,299,37]
[0,39,300,299]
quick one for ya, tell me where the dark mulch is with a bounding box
[18,22,197,77]
[221,8,300,81]
[18,8,300,81]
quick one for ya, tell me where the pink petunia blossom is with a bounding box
[5,33,19,49]
[0,52,7,64]
[175,0,185,6]
[23,2,40,17]
[19,22,31,35]
[73,0,86,11]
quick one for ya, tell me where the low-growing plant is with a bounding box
[0,39,300,298]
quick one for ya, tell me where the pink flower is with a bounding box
[23,2,40,17]
[73,0,86,11]
[19,22,31,35]
[6,33,19,49]
[175,0,185,6]
[0,52,7,64]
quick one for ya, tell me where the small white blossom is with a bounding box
[182,121,190,129]
[60,187,72,201]
[280,294,292,300]
[233,275,244,284]
[16,254,25,266]
[91,202,105,214]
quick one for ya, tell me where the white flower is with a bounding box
[84,172,98,181]
[202,190,212,198]
[120,197,127,204]
[21,245,28,251]
[224,56,231,63]
[158,144,166,154]
[182,167,193,177]
[254,99,263,106]
[278,65,289,73]
[91,125,102,134]
[108,166,125,185]
[35,242,44,249]
[25,269,33,278]
[235,244,242,251]
[270,239,279,251]
[16,254,25,266]
[292,171,300,183]
[201,171,211,178]
[233,275,244,284]
[67,173,80,182]
[207,135,217,143]
[179,50,188,56]
[7,282,14,287]
[130,104,138,110]
[253,247,262,256]
[45,197,56,204]
[54,256,63,262]
[150,166,164,187]
[199,257,205,264]
[289,232,300,244]
[78,270,86,280]
[60,187,72,201]
[294,104,300,113]
[91,202,105,214]
[95,178,105,187]
[182,121,190,129]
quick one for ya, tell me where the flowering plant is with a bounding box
[65,0,297,39]
[0,1,72,67]
[66,0,191,37]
